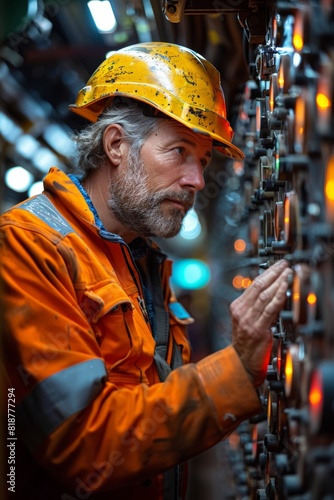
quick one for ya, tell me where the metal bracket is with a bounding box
[162,0,275,43]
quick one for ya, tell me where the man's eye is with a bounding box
[174,146,185,155]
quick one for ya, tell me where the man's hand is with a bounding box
[230,259,292,387]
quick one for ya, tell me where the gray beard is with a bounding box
[107,149,195,238]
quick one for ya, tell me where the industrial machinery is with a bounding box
[166,1,334,498]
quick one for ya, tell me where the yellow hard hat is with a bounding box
[69,41,244,160]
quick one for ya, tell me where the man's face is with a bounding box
[107,119,212,239]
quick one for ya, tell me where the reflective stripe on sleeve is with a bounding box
[20,194,75,236]
[16,358,107,451]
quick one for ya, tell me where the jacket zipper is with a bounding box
[120,244,150,324]
[137,296,149,323]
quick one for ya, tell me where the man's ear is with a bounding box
[103,124,125,166]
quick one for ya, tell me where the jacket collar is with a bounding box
[44,168,164,255]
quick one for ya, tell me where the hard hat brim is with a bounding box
[70,90,244,160]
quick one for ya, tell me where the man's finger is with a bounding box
[252,268,292,330]
[238,260,290,306]
[250,266,292,318]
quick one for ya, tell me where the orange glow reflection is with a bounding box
[278,63,284,90]
[285,350,293,393]
[309,383,322,407]
[325,155,334,222]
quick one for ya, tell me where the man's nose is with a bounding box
[179,162,205,192]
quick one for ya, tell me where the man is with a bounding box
[1,42,291,499]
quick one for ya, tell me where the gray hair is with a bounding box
[72,98,163,176]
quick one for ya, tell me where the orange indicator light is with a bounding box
[293,34,303,51]
[309,372,323,408]
[316,92,331,110]
[293,10,305,52]
[233,275,243,289]
[233,275,252,289]
[284,350,293,396]
[234,239,246,253]
[307,293,317,305]
[309,387,322,406]
[241,278,252,288]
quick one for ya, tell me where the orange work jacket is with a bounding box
[1,167,262,499]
